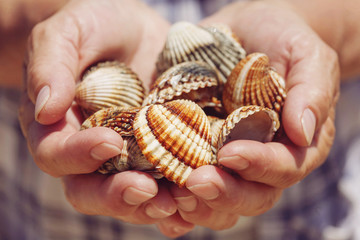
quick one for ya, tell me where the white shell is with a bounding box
[156,21,246,84]
[75,61,145,117]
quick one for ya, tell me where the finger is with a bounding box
[281,36,340,146]
[156,212,194,238]
[171,184,240,230]
[62,171,159,224]
[143,183,177,219]
[26,14,79,124]
[218,119,335,188]
[28,119,123,176]
[184,166,282,217]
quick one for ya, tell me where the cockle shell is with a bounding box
[97,136,162,178]
[81,107,162,177]
[222,53,287,115]
[156,21,246,84]
[80,106,140,136]
[75,61,145,117]
[217,105,280,149]
[143,61,221,109]
[133,99,213,187]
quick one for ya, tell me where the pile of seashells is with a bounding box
[75,22,287,187]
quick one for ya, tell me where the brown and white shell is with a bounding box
[143,61,221,109]
[75,61,145,117]
[156,21,246,84]
[81,107,163,177]
[133,99,213,187]
[222,53,287,115]
[97,136,163,178]
[80,106,140,136]
[217,105,280,149]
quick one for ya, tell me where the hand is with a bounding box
[165,0,340,231]
[19,0,186,229]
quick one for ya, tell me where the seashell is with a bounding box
[222,53,287,115]
[207,115,225,164]
[97,136,163,178]
[75,61,145,117]
[217,105,280,149]
[156,21,246,84]
[80,106,140,136]
[143,61,221,109]
[82,107,163,177]
[133,99,213,187]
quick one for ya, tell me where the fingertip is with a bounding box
[70,127,124,161]
[301,108,316,146]
[282,96,317,147]
[186,166,226,200]
[156,213,194,238]
[35,82,75,124]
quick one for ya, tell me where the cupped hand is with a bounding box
[167,0,340,231]
[18,0,186,229]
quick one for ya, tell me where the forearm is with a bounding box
[276,0,360,79]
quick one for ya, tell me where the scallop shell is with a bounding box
[75,61,145,117]
[133,99,213,187]
[156,21,246,84]
[222,53,287,115]
[80,106,140,136]
[217,105,280,149]
[143,61,221,109]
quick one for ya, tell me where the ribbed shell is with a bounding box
[207,115,225,163]
[75,61,145,117]
[218,105,280,149]
[223,53,287,115]
[97,136,162,178]
[143,61,220,108]
[80,106,140,136]
[133,99,212,187]
[156,21,246,84]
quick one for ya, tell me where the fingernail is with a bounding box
[301,108,316,146]
[145,204,175,218]
[90,143,121,161]
[174,196,198,212]
[187,182,220,200]
[35,85,50,121]
[219,156,249,170]
[173,227,191,235]
[122,187,155,205]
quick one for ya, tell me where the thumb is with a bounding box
[25,13,79,125]
[282,39,340,146]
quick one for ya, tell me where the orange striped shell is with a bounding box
[222,53,287,115]
[133,99,213,187]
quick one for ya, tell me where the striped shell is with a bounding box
[222,53,287,115]
[156,21,246,84]
[81,107,162,177]
[97,136,162,178]
[133,99,213,187]
[143,61,221,108]
[217,105,280,149]
[75,61,145,117]
[80,106,140,136]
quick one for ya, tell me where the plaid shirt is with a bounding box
[1,0,359,239]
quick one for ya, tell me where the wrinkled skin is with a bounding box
[19,0,339,238]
